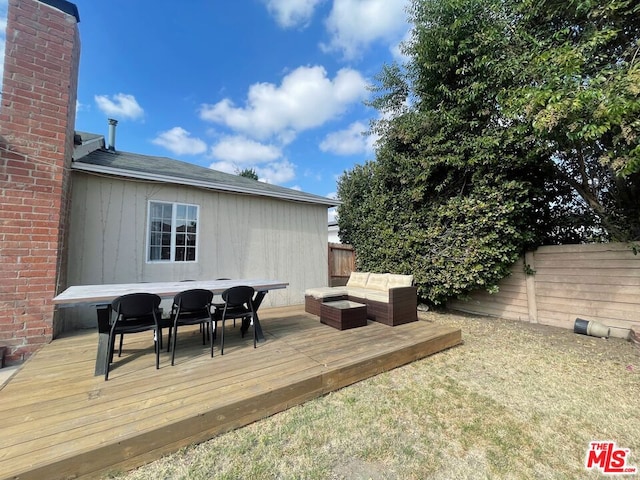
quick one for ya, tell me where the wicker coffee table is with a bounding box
[320,300,367,330]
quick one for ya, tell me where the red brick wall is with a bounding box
[0,0,80,363]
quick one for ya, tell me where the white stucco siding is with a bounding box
[64,172,328,329]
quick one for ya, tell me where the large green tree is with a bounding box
[506,0,640,240]
[340,0,546,304]
[338,0,640,305]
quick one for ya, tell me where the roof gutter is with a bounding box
[71,162,340,207]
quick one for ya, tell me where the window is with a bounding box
[148,201,199,262]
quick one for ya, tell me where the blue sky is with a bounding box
[0,0,411,202]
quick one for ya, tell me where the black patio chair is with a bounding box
[218,285,256,355]
[106,292,164,381]
[213,278,231,325]
[112,290,170,356]
[169,288,215,365]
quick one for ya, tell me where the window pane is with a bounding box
[162,203,172,218]
[149,202,198,263]
[175,219,186,235]
[174,204,198,262]
[176,204,186,220]
[149,202,173,261]
[150,246,161,261]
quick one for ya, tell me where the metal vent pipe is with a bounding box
[107,118,118,151]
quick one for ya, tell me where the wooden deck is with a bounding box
[0,306,462,480]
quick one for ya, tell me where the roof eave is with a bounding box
[72,137,105,161]
[71,162,341,207]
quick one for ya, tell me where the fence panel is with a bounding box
[328,243,355,286]
[448,243,640,338]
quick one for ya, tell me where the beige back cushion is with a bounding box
[387,274,414,289]
[347,271,370,288]
[366,273,389,291]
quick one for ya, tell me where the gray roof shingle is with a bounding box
[72,134,338,207]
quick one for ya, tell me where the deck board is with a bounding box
[0,306,462,480]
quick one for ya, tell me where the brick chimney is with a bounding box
[0,0,80,363]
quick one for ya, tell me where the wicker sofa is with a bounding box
[305,272,417,326]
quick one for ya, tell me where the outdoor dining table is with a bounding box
[53,279,289,375]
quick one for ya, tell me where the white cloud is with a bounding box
[207,160,237,175]
[207,136,293,185]
[322,0,410,60]
[94,93,144,120]
[320,121,376,155]
[209,158,296,185]
[391,26,413,64]
[151,127,207,155]
[199,65,368,141]
[328,206,337,222]
[210,135,282,163]
[262,0,323,28]
[255,160,296,184]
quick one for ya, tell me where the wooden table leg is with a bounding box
[242,291,266,343]
[94,304,110,376]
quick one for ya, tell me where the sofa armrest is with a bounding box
[388,286,418,321]
[388,285,417,303]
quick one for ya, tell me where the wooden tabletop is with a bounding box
[53,279,289,306]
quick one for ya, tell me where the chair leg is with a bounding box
[105,332,115,381]
[210,319,215,357]
[220,319,225,355]
[155,334,160,370]
[109,332,118,364]
[118,333,124,357]
[157,327,164,351]
[171,324,178,366]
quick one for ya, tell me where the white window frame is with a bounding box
[146,201,200,263]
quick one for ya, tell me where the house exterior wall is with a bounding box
[0,0,80,362]
[62,172,329,329]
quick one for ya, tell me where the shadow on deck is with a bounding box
[0,305,462,480]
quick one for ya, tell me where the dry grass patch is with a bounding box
[105,311,640,479]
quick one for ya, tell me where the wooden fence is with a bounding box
[328,243,355,286]
[447,243,640,338]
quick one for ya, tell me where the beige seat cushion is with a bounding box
[365,273,389,291]
[364,290,389,302]
[345,287,370,299]
[387,274,413,289]
[305,287,347,298]
[346,271,370,288]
